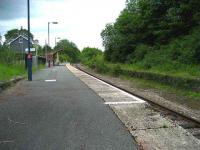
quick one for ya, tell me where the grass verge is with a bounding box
[120,74,200,101]
[0,63,45,82]
[82,64,200,101]
[0,64,26,81]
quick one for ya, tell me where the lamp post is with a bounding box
[27,0,32,81]
[55,37,61,47]
[47,22,58,68]
[48,22,58,47]
[45,39,48,66]
[55,37,61,65]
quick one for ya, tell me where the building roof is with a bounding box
[7,35,34,45]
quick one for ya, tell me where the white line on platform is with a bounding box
[45,79,57,82]
[104,101,144,105]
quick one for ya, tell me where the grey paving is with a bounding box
[0,65,137,150]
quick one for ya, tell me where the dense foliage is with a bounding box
[101,0,200,64]
[80,47,108,73]
[54,39,80,63]
[81,47,102,64]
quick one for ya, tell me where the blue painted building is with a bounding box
[8,35,33,53]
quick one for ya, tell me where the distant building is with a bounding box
[8,35,33,53]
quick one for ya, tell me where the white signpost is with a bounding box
[25,48,37,68]
[25,48,36,52]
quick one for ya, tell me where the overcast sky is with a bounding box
[0,0,126,50]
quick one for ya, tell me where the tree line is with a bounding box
[101,0,200,65]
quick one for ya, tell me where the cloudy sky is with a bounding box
[0,0,126,50]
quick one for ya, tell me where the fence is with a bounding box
[0,46,26,65]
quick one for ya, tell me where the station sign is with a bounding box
[25,48,36,52]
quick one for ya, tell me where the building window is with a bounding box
[19,38,23,43]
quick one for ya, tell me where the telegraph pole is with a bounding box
[45,39,48,66]
[27,0,32,81]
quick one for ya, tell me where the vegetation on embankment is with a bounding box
[80,47,200,100]
[101,0,200,65]
[0,46,44,81]
[0,46,25,81]
[0,64,26,81]
[81,53,200,90]
[0,62,45,82]
[79,0,200,99]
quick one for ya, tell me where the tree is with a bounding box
[81,47,102,64]
[54,39,80,63]
[36,45,44,56]
[42,45,52,53]
[4,28,34,43]
[101,0,200,63]
[101,23,123,62]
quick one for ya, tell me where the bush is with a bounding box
[85,57,96,69]
[83,54,108,73]
[93,55,109,73]
[59,55,70,63]
[164,27,200,64]
[81,47,103,64]
[127,45,152,63]
[137,49,170,69]
[110,64,122,77]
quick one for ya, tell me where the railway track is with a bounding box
[75,64,200,139]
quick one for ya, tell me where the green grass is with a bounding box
[0,63,26,81]
[108,63,200,80]
[83,57,200,97]
[0,63,45,82]
[0,47,46,81]
[81,49,200,80]
[120,74,200,101]
[187,92,200,99]
[84,63,200,101]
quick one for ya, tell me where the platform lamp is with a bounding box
[55,37,61,47]
[48,22,58,47]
